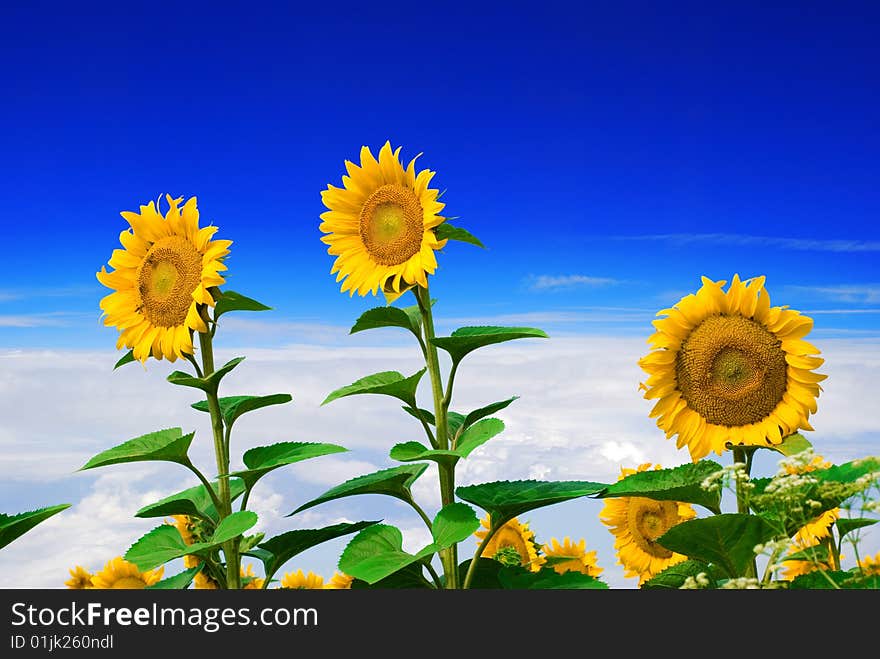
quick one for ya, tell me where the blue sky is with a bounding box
[1,2,879,588]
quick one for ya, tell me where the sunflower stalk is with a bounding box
[415,284,459,589]
[732,447,758,579]
[197,313,241,589]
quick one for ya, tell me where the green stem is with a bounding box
[732,447,757,579]
[183,460,223,515]
[463,524,498,589]
[415,285,459,589]
[406,496,435,535]
[423,560,443,589]
[198,320,240,589]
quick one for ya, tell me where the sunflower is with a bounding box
[325,571,354,589]
[638,275,825,461]
[857,552,880,576]
[779,541,838,581]
[279,570,325,589]
[541,537,604,577]
[96,194,232,362]
[241,564,265,590]
[319,141,447,303]
[474,514,546,572]
[65,565,93,589]
[90,556,163,589]
[784,453,840,546]
[599,463,697,586]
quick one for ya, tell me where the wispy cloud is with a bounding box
[0,312,92,327]
[790,285,880,304]
[613,233,880,253]
[442,308,652,327]
[0,286,98,303]
[526,274,620,291]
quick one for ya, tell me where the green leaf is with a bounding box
[231,441,348,490]
[459,397,519,437]
[0,504,70,550]
[431,326,548,365]
[113,349,136,370]
[212,511,259,544]
[836,517,877,540]
[813,456,880,484]
[214,290,272,321]
[598,460,724,514]
[656,513,778,579]
[350,563,434,589]
[788,570,852,590]
[457,558,503,589]
[456,479,607,528]
[290,464,429,516]
[145,565,203,590]
[135,478,246,522]
[781,545,835,564]
[402,406,435,426]
[322,369,426,408]
[434,222,485,248]
[432,503,480,549]
[79,428,194,471]
[498,566,608,589]
[388,441,458,465]
[256,521,379,581]
[192,393,293,428]
[350,305,422,340]
[641,560,717,589]
[446,411,466,440]
[454,418,505,458]
[767,432,813,457]
[167,357,246,392]
[337,524,436,585]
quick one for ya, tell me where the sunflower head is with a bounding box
[857,552,880,576]
[96,194,232,363]
[638,275,825,461]
[325,571,354,589]
[541,537,604,577]
[780,541,839,581]
[319,141,447,303]
[90,556,164,589]
[474,514,546,572]
[599,463,697,585]
[279,569,325,589]
[65,565,93,589]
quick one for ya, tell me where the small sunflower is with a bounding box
[541,537,604,577]
[784,454,840,546]
[65,566,93,589]
[280,569,325,589]
[857,552,880,576]
[319,141,447,303]
[474,514,546,572]
[780,541,838,581]
[599,463,697,586]
[639,275,825,461]
[97,194,232,362]
[90,556,163,589]
[241,564,265,590]
[325,571,354,589]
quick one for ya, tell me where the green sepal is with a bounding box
[79,428,194,471]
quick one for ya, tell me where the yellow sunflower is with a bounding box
[474,514,546,572]
[857,552,880,576]
[97,194,232,362]
[90,556,163,589]
[784,454,840,546]
[541,537,604,577]
[325,571,354,589]
[599,463,697,586]
[65,565,93,589]
[279,569,325,589]
[639,275,825,462]
[241,564,265,590]
[319,141,447,303]
[780,541,838,581]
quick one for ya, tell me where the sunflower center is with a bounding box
[359,184,424,266]
[626,498,677,558]
[675,314,788,426]
[136,236,202,328]
[110,577,147,589]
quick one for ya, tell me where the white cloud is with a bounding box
[526,274,619,290]
[615,233,880,253]
[789,284,880,305]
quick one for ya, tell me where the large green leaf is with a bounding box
[457,558,503,589]
[135,478,246,522]
[350,563,434,589]
[389,418,505,466]
[79,428,194,471]
[459,397,518,437]
[337,524,436,584]
[656,513,778,579]
[125,511,258,571]
[350,305,422,340]
[836,517,877,541]
[0,504,70,550]
[167,357,246,392]
[813,456,880,484]
[231,442,348,490]
[290,464,429,516]
[431,326,548,365]
[191,393,293,428]
[432,503,480,548]
[255,521,379,582]
[641,559,717,589]
[321,369,426,408]
[598,460,724,514]
[434,222,485,248]
[113,349,136,370]
[456,480,607,528]
[498,566,608,589]
[213,290,272,321]
[145,565,203,590]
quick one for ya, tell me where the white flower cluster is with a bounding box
[700,462,751,492]
[679,572,711,589]
[720,577,762,589]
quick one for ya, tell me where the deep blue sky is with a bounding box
[1,1,879,349]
